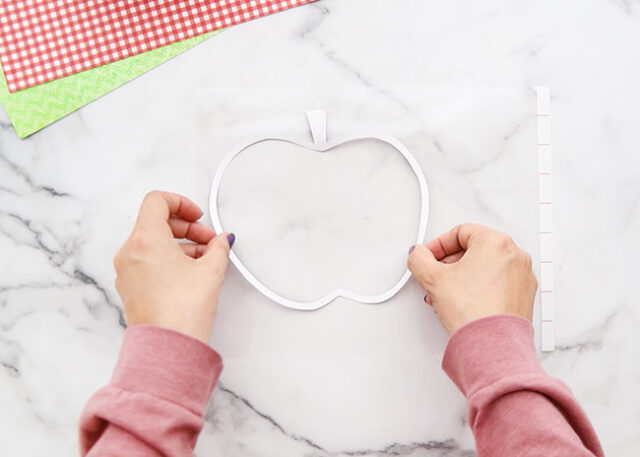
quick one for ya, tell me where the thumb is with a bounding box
[200,232,233,274]
[408,244,447,289]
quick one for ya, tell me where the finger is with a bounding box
[136,191,203,230]
[169,218,216,244]
[424,294,433,306]
[440,251,464,264]
[408,244,447,287]
[426,223,489,260]
[180,243,209,259]
[200,232,233,274]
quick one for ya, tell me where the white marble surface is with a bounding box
[1,1,639,455]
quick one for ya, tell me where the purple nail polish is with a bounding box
[408,245,415,254]
[227,233,236,248]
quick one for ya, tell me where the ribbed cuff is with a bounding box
[111,324,223,416]
[442,315,543,398]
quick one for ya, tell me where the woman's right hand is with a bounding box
[408,224,538,335]
[114,191,233,343]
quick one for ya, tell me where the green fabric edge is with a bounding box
[0,31,218,138]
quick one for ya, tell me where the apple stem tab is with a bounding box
[306,109,327,145]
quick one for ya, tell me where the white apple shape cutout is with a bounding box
[209,110,429,311]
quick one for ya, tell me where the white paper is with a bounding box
[538,145,553,173]
[537,86,554,352]
[539,204,554,233]
[540,262,554,291]
[537,116,552,145]
[541,321,555,351]
[538,174,553,203]
[197,86,540,444]
[536,86,551,114]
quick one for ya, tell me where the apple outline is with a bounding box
[209,110,429,311]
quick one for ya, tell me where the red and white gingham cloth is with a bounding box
[0,0,315,93]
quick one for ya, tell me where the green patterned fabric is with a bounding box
[0,32,217,138]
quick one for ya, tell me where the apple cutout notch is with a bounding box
[209,110,429,310]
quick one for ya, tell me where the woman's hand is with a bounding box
[114,191,234,342]
[408,223,537,335]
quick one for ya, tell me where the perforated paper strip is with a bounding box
[0,0,315,92]
[537,86,555,352]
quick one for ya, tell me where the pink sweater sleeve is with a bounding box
[79,325,222,457]
[443,315,604,457]
[80,316,604,456]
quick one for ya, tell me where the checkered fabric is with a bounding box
[0,0,315,93]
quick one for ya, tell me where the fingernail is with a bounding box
[408,245,415,254]
[227,233,236,248]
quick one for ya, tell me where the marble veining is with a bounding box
[1,0,639,455]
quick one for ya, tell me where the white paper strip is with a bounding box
[540,232,554,262]
[541,293,555,321]
[537,86,555,352]
[538,174,553,203]
[537,117,551,145]
[541,320,555,351]
[538,145,552,174]
[539,262,554,291]
[306,109,327,144]
[536,86,551,114]
[539,204,553,233]
[209,110,429,311]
